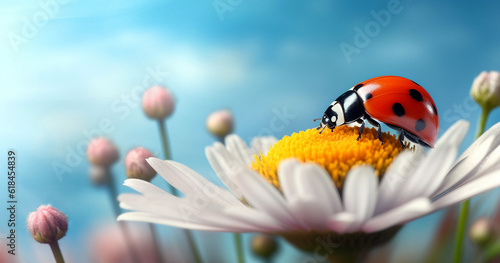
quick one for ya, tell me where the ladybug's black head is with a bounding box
[315,102,345,133]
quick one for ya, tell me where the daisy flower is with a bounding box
[118,120,500,261]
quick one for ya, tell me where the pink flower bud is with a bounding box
[142,86,175,120]
[27,205,68,244]
[206,109,234,138]
[125,147,156,181]
[87,138,119,167]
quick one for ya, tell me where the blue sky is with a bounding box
[1,0,500,262]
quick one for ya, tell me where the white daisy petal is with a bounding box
[205,146,245,199]
[327,212,359,234]
[434,120,469,149]
[288,196,327,230]
[225,134,254,165]
[376,151,423,214]
[397,143,457,205]
[120,193,271,232]
[146,158,240,206]
[278,159,301,198]
[362,198,432,233]
[343,166,377,226]
[224,206,288,231]
[432,171,500,211]
[292,163,343,214]
[435,122,500,197]
[471,145,500,179]
[454,121,500,164]
[123,179,172,198]
[232,167,301,229]
[168,160,242,206]
[432,136,496,198]
[279,160,342,229]
[251,136,278,155]
[118,212,228,231]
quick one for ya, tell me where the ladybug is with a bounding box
[315,76,439,148]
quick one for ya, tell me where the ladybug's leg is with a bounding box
[366,117,383,145]
[356,119,365,141]
[398,131,406,149]
[374,122,383,145]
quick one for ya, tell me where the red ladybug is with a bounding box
[315,76,439,148]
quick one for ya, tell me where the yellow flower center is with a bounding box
[251,126,403,189]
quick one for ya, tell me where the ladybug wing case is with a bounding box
[355,77,439,147]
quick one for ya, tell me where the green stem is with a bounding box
[234,233,245,263]
[49,241,65,263]
[157,119,202,263]
[454,107,491,263]
[185,229,202,263]
[158,119,172,160]
[158,120,178,196]
[149,223,166,263]
[454,200,470,263]
[476,107,490,138]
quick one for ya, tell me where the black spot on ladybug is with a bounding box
[432,104,438,116]
[412,80,421,86]
[365,93,373,100]
[409,89,423,102]
[392,103,405,117]
[353,84,363,91]
[415,119,426,131]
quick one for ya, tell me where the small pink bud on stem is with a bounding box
[27,205,68,263]
[142,85,175,120]
[125,147,157,182]
[206,109,234,140]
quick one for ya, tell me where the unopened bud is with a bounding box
[142,85,175,120]
[87,138,119,167]
[470,217,493,247]
[27,205,68,244]
[125,147,157,181]
[206,109,234,139]
[471,71,500,111]
[251,234,279,260]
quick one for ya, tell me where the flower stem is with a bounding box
[234,233,245,263]
[49,241,65,263]
[454,107,491,263]
[157,119,202,263]
[158,120,178,196]
[185,229,202,263]
[158,119,172,160]
[454,200,470,263]
[149,223,166,263]
[476,106,490,138]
